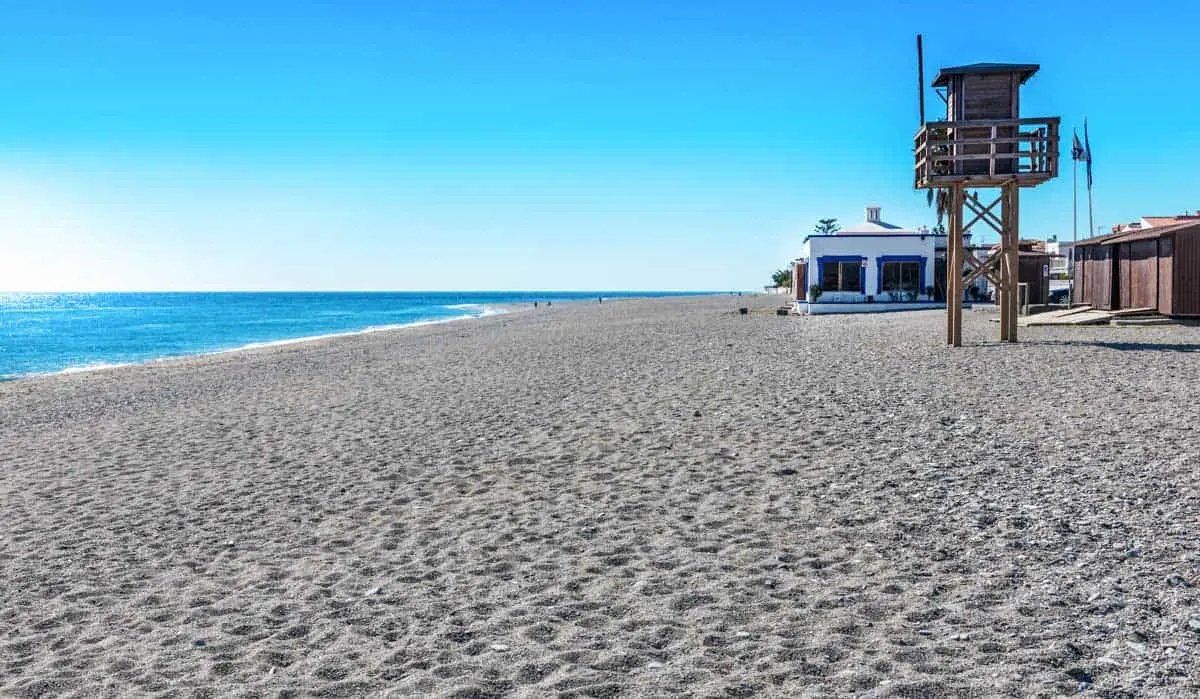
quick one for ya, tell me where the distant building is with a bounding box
[1046,240,1071,276]
[792,206,940,314]
[1110,213,1200,235]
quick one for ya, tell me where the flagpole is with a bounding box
[1085,118,1094,238]
[1088,183,1095,239]
[1072,157,1078,242]
[1071,158,1077,306]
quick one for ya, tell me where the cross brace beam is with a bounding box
[945,182,1021,345]
[963,192,1004,235]
[963,250,1003,288]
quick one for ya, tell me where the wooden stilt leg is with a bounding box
[946,200,954,346]
[949,186,964,347]
[997,182,1019,342]
[998,183,1010,342]
[1007,183,1020,342]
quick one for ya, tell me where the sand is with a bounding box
[3,294,1200,697]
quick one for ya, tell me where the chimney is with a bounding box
[865,206,881,224]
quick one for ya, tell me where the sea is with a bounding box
[0,291,715,380]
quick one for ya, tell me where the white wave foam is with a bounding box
[18,307,510,381]
[443,303,507,318]
[29,360,139,379]
[222,316,463,353]
[223,309,506,353]
[56,361,134,374]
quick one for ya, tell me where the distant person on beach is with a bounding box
[598,297,603,304]
[534,301,538,308]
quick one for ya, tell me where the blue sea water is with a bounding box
[0,291,715,380]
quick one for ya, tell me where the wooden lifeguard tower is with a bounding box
[914,62,1059,345]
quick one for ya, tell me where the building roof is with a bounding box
[800,206,928,242]
[931,63,1040,87]
[839,220,909,234]
[1143,215,1200,228]
[835,205,916,235]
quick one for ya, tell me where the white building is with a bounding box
[1045,240,1070,277]
[792,206,940,314]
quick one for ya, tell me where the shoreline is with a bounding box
[0,292,732,383]
[2,304,514,383]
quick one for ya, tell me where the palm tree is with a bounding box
[926,189,949,226]
[771,268,792,288]
[813,218,840,235]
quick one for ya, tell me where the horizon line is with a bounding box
[0,288,745,294]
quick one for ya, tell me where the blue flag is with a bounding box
[1083,119,1093,190]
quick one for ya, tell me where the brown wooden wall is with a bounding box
[1158,236,1174,315]
[1119,240,1160,310]
[1075,245,1116,310]
[792,261,806,301]
[1173,230,1200,316]
[1018,254,1050,305]
[1075,246,1091,305]
[947,74,1019,176]
[1080,247,1089,305]
[1113,247,1123,309]
[947,74,1019,120]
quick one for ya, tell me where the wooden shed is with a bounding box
[1074,220,1200,316]
[985,240,1052,305]
[1018,250,1051,305]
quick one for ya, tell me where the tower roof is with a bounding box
[931,63,1039,87]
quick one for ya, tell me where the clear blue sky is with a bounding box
[3,0,1198,291]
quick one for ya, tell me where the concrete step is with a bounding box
[1110,317,1177,327]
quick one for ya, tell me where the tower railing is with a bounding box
[914,117,1060,189]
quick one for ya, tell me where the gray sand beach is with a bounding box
[3,294,1200,697]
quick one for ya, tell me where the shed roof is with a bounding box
[931,63,1040,87]
[1076,219,1200,247]
[1075,229,1133,248]
[1106,228,1170,244]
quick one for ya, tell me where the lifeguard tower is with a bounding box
[914,62,1059,344]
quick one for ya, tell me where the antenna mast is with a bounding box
[916,35,925,125]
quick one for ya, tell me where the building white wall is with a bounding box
[799,235,937,303]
